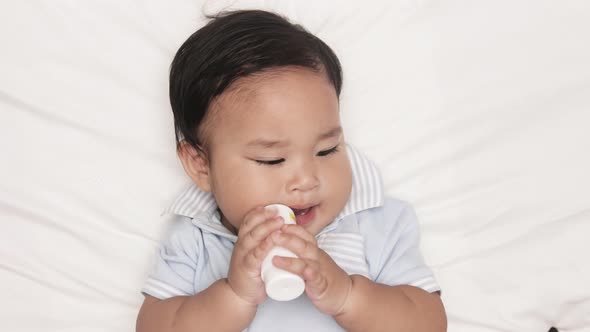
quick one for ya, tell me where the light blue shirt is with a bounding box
[142,145,440,331]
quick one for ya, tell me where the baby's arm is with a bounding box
[334,277,446,332]
[271,227,446,332]
[333,200,447,331]
[136,207,284,332]
[271,199,447,331]
[136,280,256,332]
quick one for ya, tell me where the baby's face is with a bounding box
[202,68,352,236]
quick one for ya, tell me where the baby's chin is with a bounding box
[218,212,239,235]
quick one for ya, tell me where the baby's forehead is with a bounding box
[210,67,331,113]
[223,67,324,96]
[200,68,340,146]
[205,67,338,125]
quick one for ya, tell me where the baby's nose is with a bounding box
[287,162,319,192]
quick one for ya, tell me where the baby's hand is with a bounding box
[270,225,352,316]
[227,206,284,306]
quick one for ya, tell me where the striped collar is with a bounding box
[163,144,384,232]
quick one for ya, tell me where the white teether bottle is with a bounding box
[261,204,305,301]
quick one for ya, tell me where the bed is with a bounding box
[1,1,589,331]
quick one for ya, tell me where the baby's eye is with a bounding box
[317,145,339,157]
[255,158,285,166]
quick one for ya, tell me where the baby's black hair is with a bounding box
[169,10,343,153]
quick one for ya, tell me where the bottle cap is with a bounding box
[266,204,296,225]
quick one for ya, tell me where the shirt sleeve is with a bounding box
[364,198,441,293]
[141,217,201,299]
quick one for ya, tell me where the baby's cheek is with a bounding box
[330,159,352,187]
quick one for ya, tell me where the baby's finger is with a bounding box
[303,263,327,292]
[278,258,328,301]
[281,224,317,245]
[238,216,284,254]
[243,236,276,270]
[239,206,278,235]
[271,256,309,278]
[248,216,285,242]
[272,232,319,260]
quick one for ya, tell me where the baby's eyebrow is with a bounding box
[317,126,342,141]
[246,138,288,149]
[246,126,342,148]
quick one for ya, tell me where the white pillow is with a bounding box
[1,1,589,331]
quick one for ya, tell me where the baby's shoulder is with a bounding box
[160,214,206,255]
[356,196,420,240]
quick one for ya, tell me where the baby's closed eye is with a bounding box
[253,144,339,166]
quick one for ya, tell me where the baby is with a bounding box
[137,9,446,332]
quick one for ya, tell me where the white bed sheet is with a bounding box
[1,1,589,331]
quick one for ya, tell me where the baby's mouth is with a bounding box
[289,205,316,226]
[292,207,312,216]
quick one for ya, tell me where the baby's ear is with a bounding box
[178,142,212,192]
